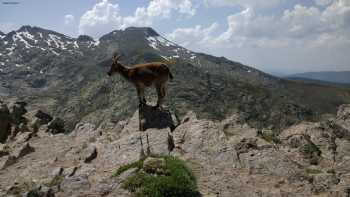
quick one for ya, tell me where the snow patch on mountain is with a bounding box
[13,33,34,49]
[160,55,169,60]
[93,40,100,47]
[73,41,79,49]
[156,36,177,47]
[146,35,178,50]
[49,49,60,56]
[20,31,35,41]
[49,34,67,50]
[146,36,158,50]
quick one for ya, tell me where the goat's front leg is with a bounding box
[136,85,146,106]
[155,84,165,109]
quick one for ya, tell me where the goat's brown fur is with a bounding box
[107,54,173,107]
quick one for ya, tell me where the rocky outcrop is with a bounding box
[0,142,35,171]
[35,110,53,125]
[10,101,28,126]
[1,101,58,143]
[0,155,16,170]
[0,105,350,196]
[0,144,9,158]
[82,145,97,163]
[138,103,178,131]
[47,117,65,134]
[335,104,350,134]
[0,102,11,143]
[12,142,35,158]
[171,106,350,196]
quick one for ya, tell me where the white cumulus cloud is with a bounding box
[79,0,196,38]
[78,0,123,38]
[167,0,350,73]
[167,23,218,48]
[203,0,281,10]
[171,0,350,48]
[64,14,75,25]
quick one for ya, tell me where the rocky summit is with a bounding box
[0,101,350,196]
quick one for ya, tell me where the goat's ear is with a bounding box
[115,54,122,61]
[112,54,117,63]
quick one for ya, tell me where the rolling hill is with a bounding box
[287,71,350,84]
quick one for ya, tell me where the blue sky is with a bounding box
[1,0,350,75]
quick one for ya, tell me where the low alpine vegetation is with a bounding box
[113,155,200,197]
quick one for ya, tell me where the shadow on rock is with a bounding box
[139,104,178,132]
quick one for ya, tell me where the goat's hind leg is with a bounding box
[155,84,166,109]
[136,86,146,106]
[155,84,163,109]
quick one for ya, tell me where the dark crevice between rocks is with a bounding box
[234,138,258,163]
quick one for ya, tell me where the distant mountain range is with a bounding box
[287,71,350,84]
[1,25,350,132]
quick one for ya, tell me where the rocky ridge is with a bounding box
[0,101,350,196]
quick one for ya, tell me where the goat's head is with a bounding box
[107,53,123,76]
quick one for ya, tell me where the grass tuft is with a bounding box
[115,155,200,197]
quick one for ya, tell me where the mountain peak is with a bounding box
[17,25,44,33]
[99,27,159,42]
[77,35,94,42]
[17,25,33,32]
[124,27,159,37]
[15,25,70,39]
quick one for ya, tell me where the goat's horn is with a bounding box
[112,53,117,60]
[112,53,122,61]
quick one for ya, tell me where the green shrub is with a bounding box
[121,156,200,197]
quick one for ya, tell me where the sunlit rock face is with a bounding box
[1,103,350,196]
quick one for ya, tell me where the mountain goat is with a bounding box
[107,54,173,108]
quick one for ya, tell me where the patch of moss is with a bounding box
[120,156,200,197]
